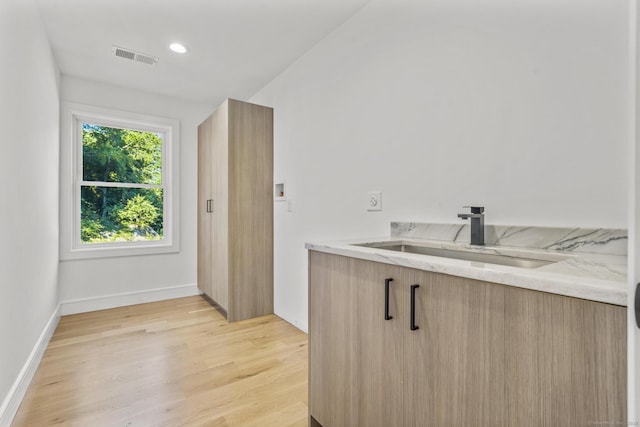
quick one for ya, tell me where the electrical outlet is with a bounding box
[367,191,382,211]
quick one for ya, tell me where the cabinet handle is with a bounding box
[635,282,640,329]
[384,278,393,320]
[206,199,213,213]
[410,284,419,331]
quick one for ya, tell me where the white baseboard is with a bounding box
[0,305,61,427]
[60,283,202,316]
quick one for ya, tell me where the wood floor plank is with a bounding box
[12,296,308,427]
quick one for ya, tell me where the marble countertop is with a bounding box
[305,236,628,306]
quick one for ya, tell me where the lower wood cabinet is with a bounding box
[308,251,626,427]
[505,286,627,426]
[309,252,355,426]
[403,268,505,426]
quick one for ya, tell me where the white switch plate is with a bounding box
[367,191,382,211]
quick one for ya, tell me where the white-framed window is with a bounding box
[60,103,180,260]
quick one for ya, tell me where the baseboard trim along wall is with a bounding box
[60,283,202,316]
[0,305,61,427]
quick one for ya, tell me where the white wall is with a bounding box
[251,0,630,331]
[0,0,60,415]
[58,76,212,307]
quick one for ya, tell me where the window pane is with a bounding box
[81,186,164,244]
[82,123,162,185]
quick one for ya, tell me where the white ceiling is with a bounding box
[36,0,370,104]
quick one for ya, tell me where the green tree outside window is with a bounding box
[81,124,164,243]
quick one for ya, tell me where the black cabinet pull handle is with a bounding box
[635,282,640,329]
[206,199,213,213]
[410,284,419,331]
[384,278,393,320]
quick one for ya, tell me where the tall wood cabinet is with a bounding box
[308,251,626,427]
[198,99,273,322]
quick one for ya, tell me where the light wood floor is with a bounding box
[12,296,309,427]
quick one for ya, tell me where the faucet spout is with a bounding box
[457,213,482,219]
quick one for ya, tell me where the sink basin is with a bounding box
[354,242,568,269]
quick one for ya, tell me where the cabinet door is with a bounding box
[309,253,404,426]
[197,117,213,297]
[403,270,505,427]
[309,252,355,427]
[209,104,229,311]
[350,258,404,427]
[505,287,626,426]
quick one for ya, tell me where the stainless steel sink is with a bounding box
[354,242,567,269]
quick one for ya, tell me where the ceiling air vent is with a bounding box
[112,45,158,66]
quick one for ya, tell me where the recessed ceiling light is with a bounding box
[169,43,188,54]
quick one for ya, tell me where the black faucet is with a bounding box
[457,206,485,246]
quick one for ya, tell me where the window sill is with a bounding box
[60,241,179,261]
